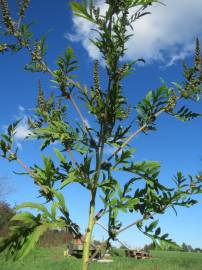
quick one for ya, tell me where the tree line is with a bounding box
[144,242,202,252]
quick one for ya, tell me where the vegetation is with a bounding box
[144,242,202,253]
[181,243,202,253]
[1,247,202,270]
[0,202,14,238]
[0,201,69,247]
[0,1,202,270]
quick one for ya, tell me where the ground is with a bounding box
[0,247,202,270]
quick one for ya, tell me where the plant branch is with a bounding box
[116,196,178,236]
[107,124,147,162]
[96,221,130,249]
[7,149,48,194]
[12,30,94,145]
[41,63,94,141]
[68,94,94,142]
[89,239,108,263]
[45,64,94,142]
[107,95,181,162]
[117,214,152,235]
[89,221,131,264]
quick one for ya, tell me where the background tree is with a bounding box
[0,177,13,239]
[181,243,194,252]
[0,201,14,238]
[0,1,202,270]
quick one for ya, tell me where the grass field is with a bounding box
[0,247,202,270]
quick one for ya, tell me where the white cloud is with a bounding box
[67,0,202,65]
[66,15,101,60]
[14,106,32,141]
[1,107,33,151]
[65,0,107,60]
[167,43,195,67]
[14,121,31,140]
[18,105,25,112]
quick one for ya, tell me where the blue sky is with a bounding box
[0,0,202,249]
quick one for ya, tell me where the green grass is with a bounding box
[0,247,202,270]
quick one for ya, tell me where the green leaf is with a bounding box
[156,238,182,251]
[53,147,66,163]
[11,212,37,225]
[51,201,59,220]
[51,188,68,213]
[14,223,53,260]
[125,198,140,209]
[171,106,201,122]
[161,233,169,240]
[146,220,159,232]
[155,227,161,236]
[60,172,77,189]
[16,202,51,218]
[172,82,183,91]
[124,160,160,176]
[70,1,95,23]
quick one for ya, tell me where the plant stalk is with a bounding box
[82,194,96,270]
[82,124,105,270]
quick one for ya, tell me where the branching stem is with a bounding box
[8,149,48,194]
[107,96,181,162]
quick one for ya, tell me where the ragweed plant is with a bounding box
[0,1,202,270]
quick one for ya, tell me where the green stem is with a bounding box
[82,9,115,269]
[82,125,105,270]
[82,193,96,270]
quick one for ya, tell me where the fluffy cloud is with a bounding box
[67,0,202,64]
[12,106,32,141]
[14,121,30,140]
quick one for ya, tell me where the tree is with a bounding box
[182,242,193,252]
[0,201,14,237]
[0,1,202,270]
